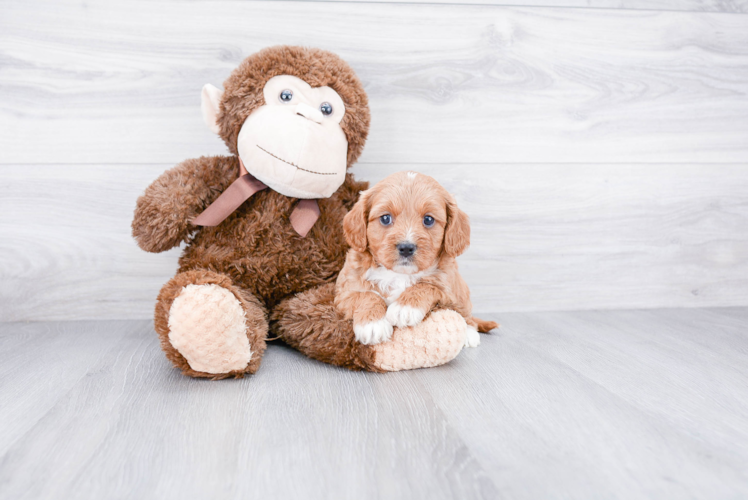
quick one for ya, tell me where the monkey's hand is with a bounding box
[132,155,237,253]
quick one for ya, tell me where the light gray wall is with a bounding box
[1,0,747,321]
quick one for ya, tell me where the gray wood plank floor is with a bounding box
[1,308,747,499]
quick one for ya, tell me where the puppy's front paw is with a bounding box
[464,326,481,348]
[386,303,426,328]
[354,317,394,345]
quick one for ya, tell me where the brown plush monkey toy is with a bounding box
[132,46,469,379]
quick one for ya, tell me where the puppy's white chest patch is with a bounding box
[365,266,435,305]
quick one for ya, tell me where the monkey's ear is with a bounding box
[343,190,370,253]
[201,84,224,135]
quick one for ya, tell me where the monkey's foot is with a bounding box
[168,284,253,374]
[369,310,467,372]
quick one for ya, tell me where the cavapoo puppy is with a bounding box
[335,171,498,348]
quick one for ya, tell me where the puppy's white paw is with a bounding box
[464,326,481,348]
[354,317,394,345]
[386,303,426,328]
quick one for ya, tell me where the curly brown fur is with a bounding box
[217,46,370,168]
[133,156,238,253]
[154,269,269,379]
[134,46,372,377]
[176,163,367,310]
[270,284,383,372]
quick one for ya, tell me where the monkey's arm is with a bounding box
[336,173,369,211]
[132,155,238,253]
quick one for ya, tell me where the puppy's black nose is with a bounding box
[397,242,416,258]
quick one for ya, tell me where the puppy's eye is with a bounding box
[423,215,435,227]
[380,214,392,226]
[320,102,333,115]
[279,89,293,102]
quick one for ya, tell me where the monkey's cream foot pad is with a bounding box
[370,310,467,371]
[167,284,252,374]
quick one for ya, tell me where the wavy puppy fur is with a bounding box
[335,171,498,346]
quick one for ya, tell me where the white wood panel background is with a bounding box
[291,0,748,11]
[1,0,747,321]
[4,1,748,165]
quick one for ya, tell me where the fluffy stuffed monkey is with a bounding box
[132,46,468,379]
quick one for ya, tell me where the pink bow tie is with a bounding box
[191,158,320,237]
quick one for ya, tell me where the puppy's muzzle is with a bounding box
[397,242,416,259]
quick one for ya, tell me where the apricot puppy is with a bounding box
[335,171,498,347]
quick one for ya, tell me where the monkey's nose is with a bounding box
[397,242,416,258]
[295,102,324,124]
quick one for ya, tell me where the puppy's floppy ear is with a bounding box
[343,189,370,252]
[443,193,470,257]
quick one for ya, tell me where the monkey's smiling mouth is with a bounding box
[256,145,336,176]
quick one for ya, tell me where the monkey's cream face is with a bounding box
[234,75,348,199]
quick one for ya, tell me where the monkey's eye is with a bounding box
[320,102,333,116]
[423,215,435,227]
[380,214,392,226]
[279,89,293,102]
